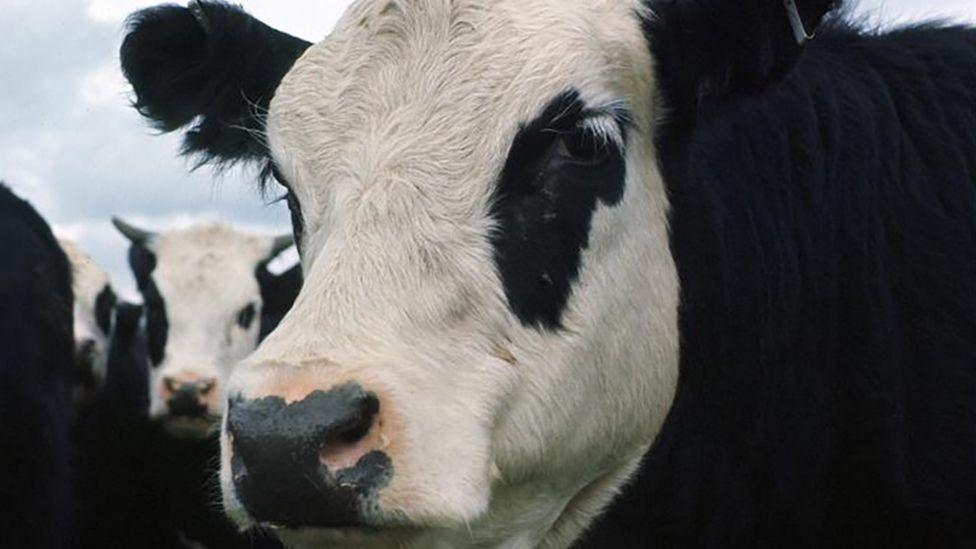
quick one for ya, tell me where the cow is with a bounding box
[119,0,976,547]
[59,239,118,406]
[112,219,296,438]
[0,183,74,548]
[72,224,296,548]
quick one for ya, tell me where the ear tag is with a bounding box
[783,0,816,45]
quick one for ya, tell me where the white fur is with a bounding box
[145,225,282,424]
[223,1,679,547]
[60,238,113,381]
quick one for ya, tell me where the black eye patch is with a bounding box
[490,89,629,329]
[94,284,117,336]
[129,244,168,367]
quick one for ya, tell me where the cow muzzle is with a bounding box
[226,383,392,529]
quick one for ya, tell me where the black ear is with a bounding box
[255,263,303,342]
[646,0,840,127]
[120,1,312,166]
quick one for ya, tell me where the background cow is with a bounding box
[113,219,295,438]
[59,239,118,406]
[73,220,300,548]
[0,183,74,549]
[120,0,976,548]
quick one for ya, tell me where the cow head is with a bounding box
[121,0,837,545]
[113,218,295,438]
[59,239,117,406]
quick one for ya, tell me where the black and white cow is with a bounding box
[0,183,74,548]
[59,239,118,406]
[120,1,976,547]
[113,218,296,437]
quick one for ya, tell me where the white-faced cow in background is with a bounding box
[59,239,118,405]
[120,0,976,547]
[113,219,296,438]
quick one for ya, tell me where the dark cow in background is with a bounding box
[120,0,976,547]
[0,183,74,549]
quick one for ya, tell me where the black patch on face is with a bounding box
[236,302,256,330]
[94,284,117,336]
[128,244,168,367]
[490,89,628,329]
[227,384,390,529]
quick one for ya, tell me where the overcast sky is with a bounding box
[2,0,975,300]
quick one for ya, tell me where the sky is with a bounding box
[2,0,975,300]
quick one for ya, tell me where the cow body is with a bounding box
[0,183,74,548]
[586,20,976,548]
[120,1,976,547]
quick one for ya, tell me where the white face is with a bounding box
[60,239,114,398]
[223,1,679,547]
[136,225,281,437]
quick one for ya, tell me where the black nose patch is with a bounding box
[167,385,207,418]
[227,384,392,529]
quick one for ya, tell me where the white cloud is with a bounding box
[79,62,130,109]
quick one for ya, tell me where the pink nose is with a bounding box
[161,376,217,417]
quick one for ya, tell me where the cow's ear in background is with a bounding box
[111,217,159,286]
[255,261,303,342]
[646,0,840,127]
[111,217,157,249]
[119,0,312,167]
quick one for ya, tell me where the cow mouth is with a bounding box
[271,523,422,548]
[160,413,221,438]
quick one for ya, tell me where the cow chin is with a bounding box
[159,413,221,439]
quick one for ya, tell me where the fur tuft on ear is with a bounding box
[120,1,311,167]
[645,0,841,128]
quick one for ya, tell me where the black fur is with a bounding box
[491,90,628,328]
[645,0,838,128]
[120,1,311,166]
[94,284,117,336]
[128,244,168,366]
[0,183,74,548]
[256,262,302,342]
[581,10,976,549]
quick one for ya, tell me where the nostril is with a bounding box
[335,393,379,444]
[319,393,380,473]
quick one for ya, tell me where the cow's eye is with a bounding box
[555,129,610,165]
[270,163,305,250]
[284,191,305,249]
[237,303,256,329]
